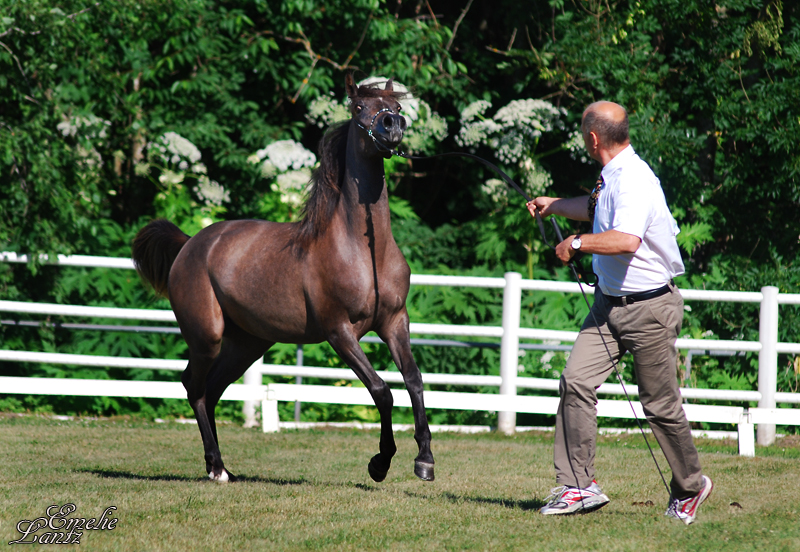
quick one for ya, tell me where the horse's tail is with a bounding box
[132,219,191,298]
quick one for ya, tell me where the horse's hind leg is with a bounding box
[327,328,397,482]
[181,341,231,482]
[378,311,434,481]
[172,272,234,482]
[203,328,274,477]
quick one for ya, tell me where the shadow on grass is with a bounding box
[82,470,387,491]
[82,469,308,486]
[405,490,546,511]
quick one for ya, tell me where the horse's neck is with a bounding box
[338,138,393,240]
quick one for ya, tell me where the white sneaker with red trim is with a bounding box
[665,475,713,525]
[539,480,610,515]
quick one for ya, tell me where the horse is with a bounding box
[132,73,434,484]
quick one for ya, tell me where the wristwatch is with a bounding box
[571,235,582,251]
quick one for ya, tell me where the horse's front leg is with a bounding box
[328,329,397,482]
[379,312,435,481]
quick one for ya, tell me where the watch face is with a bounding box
[571,238,581,250]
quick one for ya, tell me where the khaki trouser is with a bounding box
[554,282,704,499]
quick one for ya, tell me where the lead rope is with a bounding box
[375,134,671,497]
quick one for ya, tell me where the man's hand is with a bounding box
[526,197,559,219]
[555,235,579,264]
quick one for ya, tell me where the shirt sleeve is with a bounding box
[608,175,653,240]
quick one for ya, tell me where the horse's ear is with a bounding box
[345,72,358,99]
[385,78,394,92]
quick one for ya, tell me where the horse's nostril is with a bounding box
[381,114,406,132]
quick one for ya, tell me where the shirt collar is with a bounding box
[600,144,635,181]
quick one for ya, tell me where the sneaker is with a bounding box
[665,475,713,525]
[540,480,610,515]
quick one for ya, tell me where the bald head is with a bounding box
[581,101,629,147]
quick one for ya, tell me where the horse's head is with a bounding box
[345,73,408,159]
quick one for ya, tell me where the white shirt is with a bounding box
[592,145,685,296]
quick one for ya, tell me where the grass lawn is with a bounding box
[1,414,798,551]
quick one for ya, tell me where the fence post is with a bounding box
[757,286,779,446]
[243,355,264,428]
[262,385,279,433]
[738,411,755,457]
[498,272,522,435]
[294,345,303,422]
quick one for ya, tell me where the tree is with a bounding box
[2,0,799,420]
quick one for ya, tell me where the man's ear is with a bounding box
[588,131,600,151]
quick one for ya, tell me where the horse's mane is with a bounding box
[295,120,349,249]
[294,79,408,251]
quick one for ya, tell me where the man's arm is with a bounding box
[555,230,640,264]
[527,196,590,221]
[526,196,641,263]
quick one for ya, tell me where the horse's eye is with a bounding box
[355,105,363,113]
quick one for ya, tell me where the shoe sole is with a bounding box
[540,494,610,515]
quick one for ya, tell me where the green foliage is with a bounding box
[2,0,800,423]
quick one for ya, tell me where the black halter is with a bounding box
[356,107,399,152]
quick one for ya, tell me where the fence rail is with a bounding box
[2,252,800,457]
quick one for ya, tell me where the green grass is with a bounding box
[1,415,799,551]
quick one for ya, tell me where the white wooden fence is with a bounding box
[1,252,800,458]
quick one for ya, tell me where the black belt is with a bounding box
[604,282,672,306]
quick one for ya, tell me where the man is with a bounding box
[526,101,712,525]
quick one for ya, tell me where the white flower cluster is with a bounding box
[273,168,313,208]
[305,77,448,154]
[146,132,228,209]
[56,114,111,175]
[248,139,317,209]
[480,162,552,207]
[401,100,448,154]
[306,94,352,129]
[565,129,591,164]
[457,98,565,164]
[195,179,231,207]
[459,100,492,124]
[150,132,204,172]
[248,139,317,178]
[457,99,567,205]
[57,114,111,140]
[481,178,509,207]
[521,158,554,198]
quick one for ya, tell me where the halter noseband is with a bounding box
[356,107,400,154]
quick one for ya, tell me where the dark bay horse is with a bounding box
[132,74,434,483]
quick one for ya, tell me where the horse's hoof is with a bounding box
[208,469,232,483]
[414,461,435,482]
[368,457,389,483]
